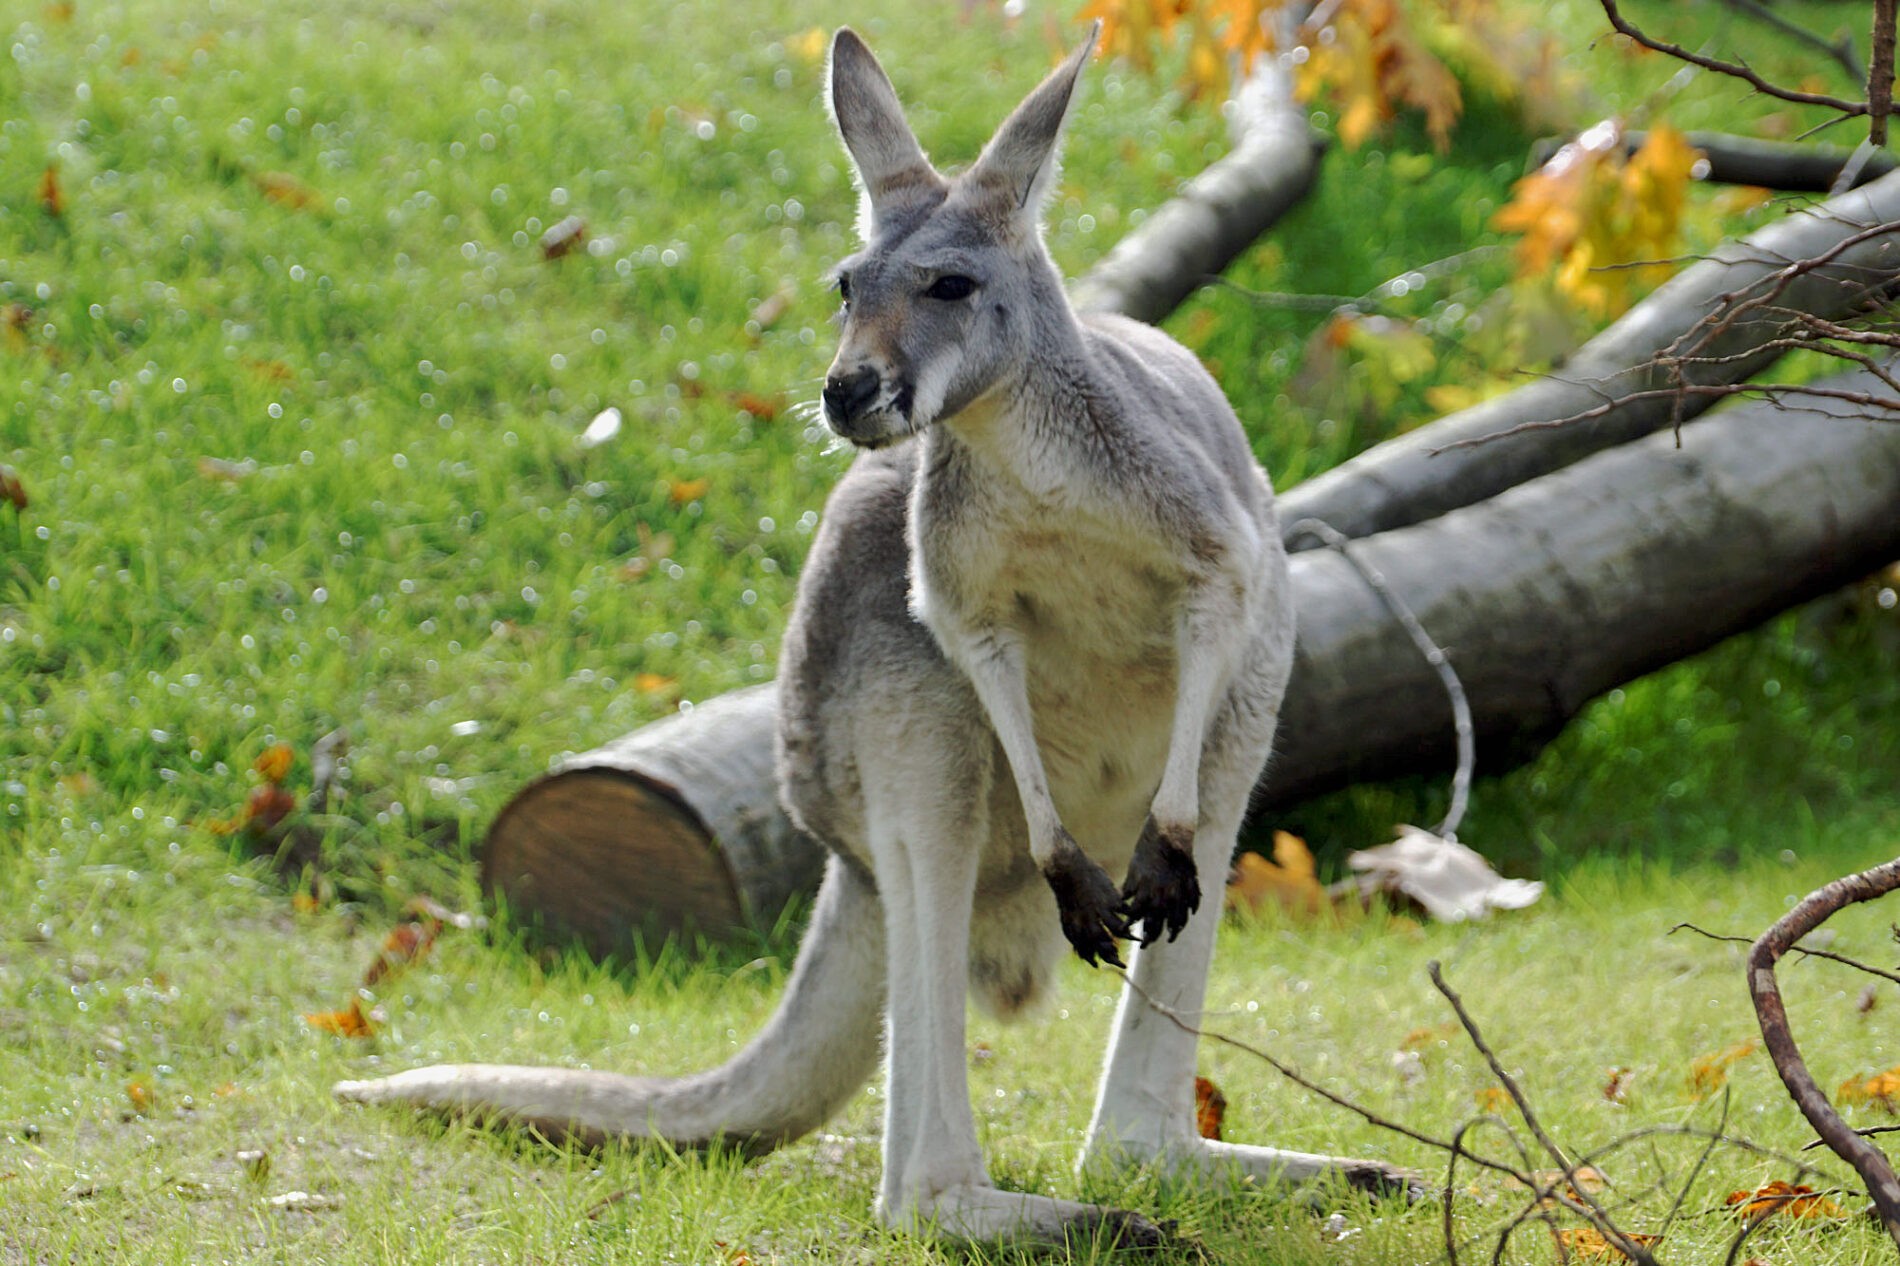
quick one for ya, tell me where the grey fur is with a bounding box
[333,28,1413,1241]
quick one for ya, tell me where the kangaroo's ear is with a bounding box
[966,22,1098,229]
[828,28,940,235]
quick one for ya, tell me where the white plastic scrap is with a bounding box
[1347,826,1544,922]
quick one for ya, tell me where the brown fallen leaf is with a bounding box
[1725,1180,1845,1222]
[1837,1063,1900,1110]
[38,164,63,218]
[1474,1086,1513,1114]
[362,919,440,990]
[729,391,782,420]
[1858,983,1879,1015]
[1508,1164,1609,1206]
[1224,831,1327,919]
[0,464,27,511]
[252,171,322,211]
[540,215,587,260]
[253,742,294,785]
[125,1079,154,1114]
[617,525,676,582]
[1603,1066,1635,1104]
[1399,1023,1456,1051]
[1551,1227,1661,1261]
[1194,1075,1226,1141]
[304,1000,376,1038]
[668,477,710,505]
[1688,1038,1758,1099]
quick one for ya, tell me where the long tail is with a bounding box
[333,855,885,1157]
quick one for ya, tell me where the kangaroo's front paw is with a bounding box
[1122,818,1200,945]
[1042,830,1131,969]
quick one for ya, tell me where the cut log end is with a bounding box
[482,768,742,959]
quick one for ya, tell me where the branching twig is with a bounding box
[1747,857,1900,1248]
[1597,0,1867,120]
[1717,0,1866,85]
[1429,961,1662,1266]
[1672,920,1900,987]
[1111,970,1530,1183]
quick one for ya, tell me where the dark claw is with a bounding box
[1043,829,1131,968]
[1068,1207,1181,1251]
[1343,1160,1430,1203]
[1122,818,1201,946]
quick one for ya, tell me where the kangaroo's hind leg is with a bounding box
[1082,659,1419,1197]
[865,740,1166,1245]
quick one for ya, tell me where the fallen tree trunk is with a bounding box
[1069,59,1325,322]
[1278,166,1900,545]
[1529,129,1898,192]
[486,367,1900,954]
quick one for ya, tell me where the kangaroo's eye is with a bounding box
[925,275,977,302]
[835,273,853,305]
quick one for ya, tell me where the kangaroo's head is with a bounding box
[819,25,1097,448]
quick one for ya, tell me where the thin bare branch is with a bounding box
[1872,0,1897,148]
[1672,920,1900,986]
[1717,0,1866,85]
[1748,857,1900,1248]
[1429,961,1661,1266]
[1598,0,1867,118]
[1111,969,1528,1183]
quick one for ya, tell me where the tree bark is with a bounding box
[1068,58,1325,323]
[1529,129,1898,193]
[486,366,1900,953]
[1278,166,1900,545]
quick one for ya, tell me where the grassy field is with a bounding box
[3,0,1898,1261]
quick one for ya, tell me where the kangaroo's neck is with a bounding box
[928,276,1097,496]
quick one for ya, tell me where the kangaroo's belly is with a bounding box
[993,536,1182,871]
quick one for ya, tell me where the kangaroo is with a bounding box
[335,27,1410,1242]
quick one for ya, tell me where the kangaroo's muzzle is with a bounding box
[822,368,882,427]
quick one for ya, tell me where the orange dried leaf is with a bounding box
[668,477,710,505]
[729,392,782,420]
[1603,1066,1634,1104]
[1725,1180,1844,1222]
[125,1079,153,1113]
[291,892,321,915]
[362,919,440,990]
[38,164,63,218]
[244,784,298,836]
[1400,1023,1456,1050]
[1688,1037,1757,1099]
[787,26,827,64]
[304,1000,376,1038]
[253,742,295,785]
[1552,1227,1660,1261]
[634,671,678,698]
[1837,1063,1900,1110]
[1474,1086,1513,1114]
[1224,831,1327,919]
[252,171,322,211]
[1194,1075,1226,1141]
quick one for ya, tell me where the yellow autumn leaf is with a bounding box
[1687,1036,1757,1099]
[1552,1227,1661,1261]
[1225,831,1327,918]
[787,27,827,64]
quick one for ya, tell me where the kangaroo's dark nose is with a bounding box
[823,368,881,424]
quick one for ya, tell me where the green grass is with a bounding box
[2,0,1898,1260]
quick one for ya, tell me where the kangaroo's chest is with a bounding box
[921,492,1183,828]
